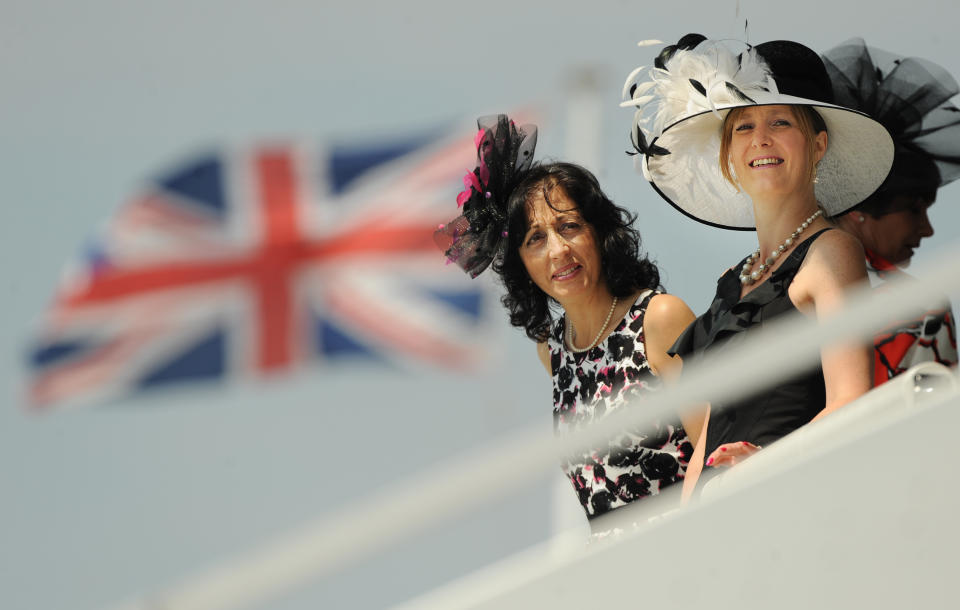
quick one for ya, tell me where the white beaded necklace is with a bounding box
[739,209,823,286]
[566,296,619,352]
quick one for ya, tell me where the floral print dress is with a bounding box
[548,289,692,523]
[866,249,957,385]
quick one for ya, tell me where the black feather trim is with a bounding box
[656,34,706,71]
[725,82,756,104]
[689,79,707,97]
[655,45,676,71]
[627,127,670,157]
[630,128,670,157]
[677,33,707,50]
[650,143,671,156]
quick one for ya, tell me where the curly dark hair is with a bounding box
[491,162,661,342]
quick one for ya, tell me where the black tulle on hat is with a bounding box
[434,115,537,277]
[822,37,960,196]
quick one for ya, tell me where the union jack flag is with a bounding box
[27,128,496,409]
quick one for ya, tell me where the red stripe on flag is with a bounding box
[254,150,301,370]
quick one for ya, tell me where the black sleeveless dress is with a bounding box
[670,229,830,459]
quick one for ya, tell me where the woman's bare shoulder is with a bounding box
[804,228,866,280]
[809,227,865,258]
[792,227,867,310]
[645,293,695,328]
[644,293,696,376]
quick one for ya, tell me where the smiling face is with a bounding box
[723,105,827,202]
[862,194,936,266]
[518,184,604,307]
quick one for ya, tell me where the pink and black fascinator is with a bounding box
[435,114,538,277]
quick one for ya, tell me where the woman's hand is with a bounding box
[704,441,761,468]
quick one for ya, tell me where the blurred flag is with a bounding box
[27,128,496,409]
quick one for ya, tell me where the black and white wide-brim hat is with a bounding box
[622,36,895,230]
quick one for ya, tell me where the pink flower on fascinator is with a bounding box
[455,129,494,207]
[474,128,486,149]
[476,128,493,186]
[456,171,483,207]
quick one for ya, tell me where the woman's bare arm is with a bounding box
[791,229,872,419]
[644,293,707,447]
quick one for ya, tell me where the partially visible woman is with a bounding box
[621,36,894,488]
[824,38,960,384]
[436,116,702,530]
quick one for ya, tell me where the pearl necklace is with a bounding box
[566,296,619,352]
[740,209,823,286]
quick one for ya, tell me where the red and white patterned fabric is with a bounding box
[866,249,957,386]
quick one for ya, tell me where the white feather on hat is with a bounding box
[623,43,778,154]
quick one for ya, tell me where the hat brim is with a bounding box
[645,92,894,230]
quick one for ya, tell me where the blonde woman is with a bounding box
[622,36,894,490]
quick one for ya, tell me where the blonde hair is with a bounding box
[719,105,827,190]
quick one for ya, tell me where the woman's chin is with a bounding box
[548,282,592,305]
[742,178,808,201]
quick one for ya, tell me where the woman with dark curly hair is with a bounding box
[437,116,701,531]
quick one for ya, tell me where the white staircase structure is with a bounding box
[402,362,960,609]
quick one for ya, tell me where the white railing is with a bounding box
[108,244,960,610]
[699,361,958,502]
[400,362,960,609]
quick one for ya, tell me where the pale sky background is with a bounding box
[3,1,960,608]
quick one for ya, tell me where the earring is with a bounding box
[858,215,866,223]
[812,165,819,184]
